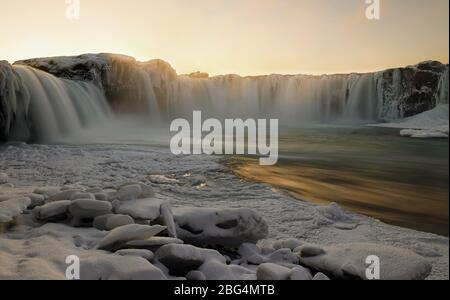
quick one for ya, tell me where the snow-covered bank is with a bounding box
[371,105,449,139]
[0,143,448,280]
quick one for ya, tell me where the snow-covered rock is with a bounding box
[256,263,292,280]
[33,200,71,222]
[97,224,166,252]
[69,199,112,219]
[115,249,154,261]
[0,197,31,223]
[80,256,166,280]
[299,243,432,280]
[125,237,184,252]
[155,244,226,276]
[93,214,134,231]
[173,207,269,248]
[199,260,256,280]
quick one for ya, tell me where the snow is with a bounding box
[372,105,449,139]
[0,143,448,280]
[299,242,432,280]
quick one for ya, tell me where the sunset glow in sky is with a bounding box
[0,0,448,76]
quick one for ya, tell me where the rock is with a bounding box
[0,197,31,223]
[33,187,60,197]
[294,244,326,258]
[0,173,8,184]
[80,256,166,280]
[117,182,155,201]
[97,224,166,252]
[116,198,165,221]
[312,272,330,280]
[25,193,46,209]
[173,207,269,248]
[299,242,432,280]
[93,214,134,231]
[186,270,206,281]
[33,200,71,222]
[69,199,112,219]
[199,260,256,280]
[48,189,81,202]
[238,243,299,265]
[94,193,108,201]
[70,192,95,201]
[155,244,226,276]
[160,203,177,238]
[256,263,291,280]
[115,249,154,261]
[118,184,142,201]
[289,266,313,280]
[273,238,304,250]
[126,237,184,252]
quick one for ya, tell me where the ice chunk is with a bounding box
[33,200,71,222]
[116,198,165,221]
[69,199,112,219]
[93,214,134,231]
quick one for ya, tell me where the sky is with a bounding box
[0,0,448,76]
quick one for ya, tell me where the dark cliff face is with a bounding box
[378,61,449,118]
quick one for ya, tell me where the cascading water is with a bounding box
[9,66,112,142]
[166,73,382,124]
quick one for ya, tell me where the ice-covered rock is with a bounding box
[125,237,184,252]
[186,270,207,281]
[0,197,31,223]
[312,272,330,280]
[33,200,71,222]
[69,199,112,219]
[289,266,313,280]
[155,244,226,276]
[116,198,165,221]
[117,182,155,201]
[97,224,166,252]
[0,173,8,184]
[80,256,166,280]
[256,263,292,280]
[199,260,256,280]
[93,214,134,231]
[48,189,81,202]
[173,207,269,248]
[115,249,154,261]
[238,243,299,266]
[299,243,432,280]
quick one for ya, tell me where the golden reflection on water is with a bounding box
[230,157,449,236]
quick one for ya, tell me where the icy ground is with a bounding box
[372,105,449,139]
[0,143,448,279]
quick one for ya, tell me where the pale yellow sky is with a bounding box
[0,0,448,76]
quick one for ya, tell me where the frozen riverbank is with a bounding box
[0,143,448,280]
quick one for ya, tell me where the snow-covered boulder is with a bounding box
[97,224,166,252]
[237,243,299,266]
[69,199,112,219]
[155,244,226,276]
[173,207,269,248]
[115,249,154,261]
[125,237,184,252]
[33,200,71,222]
[0,197,31,223]
[93,214,134,231]
[256,263,292,280]
[299,242,432,280]
[199,260,256,280]
[80,256,167,280]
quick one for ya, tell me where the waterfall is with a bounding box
[9,66,112,142]
[165,73,382,124]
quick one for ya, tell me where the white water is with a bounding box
[167,73,381,124]
[10,66,112,142]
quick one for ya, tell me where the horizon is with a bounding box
[1,0,448,76]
